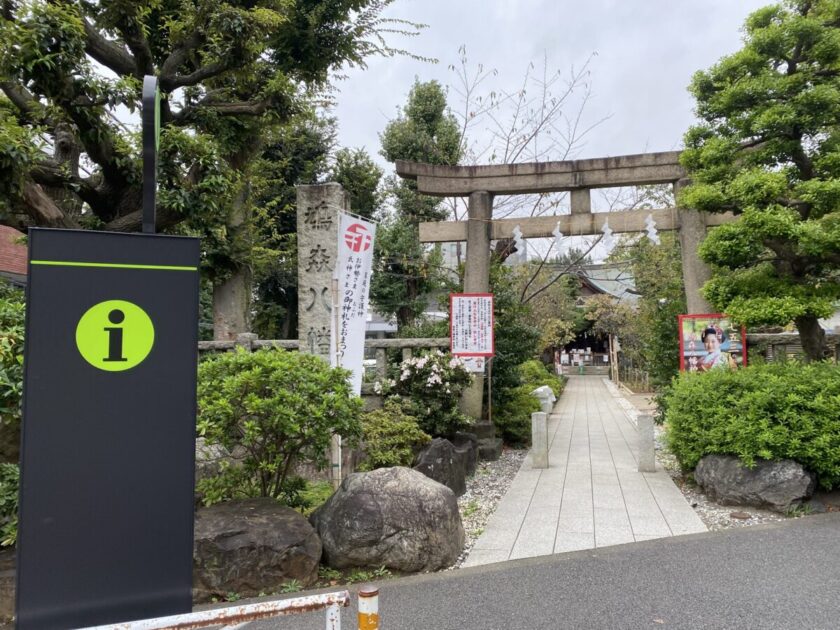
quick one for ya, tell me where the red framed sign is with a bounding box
[450,293,495,357]
[678,313,747,372]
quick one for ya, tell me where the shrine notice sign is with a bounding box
[332,213,376,394]
[450,293,495,357]
[16,228,199,629]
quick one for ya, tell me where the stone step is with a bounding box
[477,437,503,462]
[471,422,497,440]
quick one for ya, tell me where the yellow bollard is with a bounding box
[358,586,379,630]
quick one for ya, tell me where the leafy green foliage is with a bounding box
[378,350,472,437]
[372,80,462,327]
[489,261,541,419]
[196,349,362,504]
[298,481,334,517]
[0,283,24,427]
[612,232,687,389]
[0,0,417,332]
[494,360,567,445]
[0,282,24,462]
[358,399,431,471]
[680,1,840,360]
[664,362,840,488]
[0,462,18,546]
[330,148,384,219]
[250,111,336,339]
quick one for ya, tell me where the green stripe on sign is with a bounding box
[31,260,197,272]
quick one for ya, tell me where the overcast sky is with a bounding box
[332,0,770,169]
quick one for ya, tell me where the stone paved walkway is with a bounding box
[463,376,706,567]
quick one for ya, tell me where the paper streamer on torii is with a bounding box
[331,212,376,395]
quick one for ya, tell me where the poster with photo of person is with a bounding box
[678,314,747,372]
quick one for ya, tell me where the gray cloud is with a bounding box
[332,0,769,166]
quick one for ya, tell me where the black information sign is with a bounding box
[16,228,199,629]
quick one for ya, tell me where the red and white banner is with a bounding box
[332,213,376,394]
[450,293,494,357]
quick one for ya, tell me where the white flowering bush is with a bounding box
[376,350,473,438]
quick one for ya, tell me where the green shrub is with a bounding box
[378,350,472,438]
[0,282,24,462]
[0,462,18,546]
[664,362,840,488]
[494,385,542,445]
[493,361,567,445]
[197,348,363,505]
[358,399,431,471]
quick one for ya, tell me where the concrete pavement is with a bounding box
[464,376,705,567]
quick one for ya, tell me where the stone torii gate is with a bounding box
[396,150,734,421]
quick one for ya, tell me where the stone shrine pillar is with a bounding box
[296,183,351,489]
[296,183,351,361]
[461,191,493,422]
[675,179,714,314]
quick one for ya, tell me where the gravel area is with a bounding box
[654,424,788,530]
[450,448,528,569]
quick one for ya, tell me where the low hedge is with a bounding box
[494,360,567,445]
[664,362,840,489]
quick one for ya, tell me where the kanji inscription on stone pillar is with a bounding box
[296,183,350,362]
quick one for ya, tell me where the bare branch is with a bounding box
[522,235,603,304]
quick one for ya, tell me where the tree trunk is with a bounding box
[794,314,828,362]
[213,267,251,340]
[212,173,252,340]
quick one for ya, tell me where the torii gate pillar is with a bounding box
[675,179,714,313]
[461,191,493,420]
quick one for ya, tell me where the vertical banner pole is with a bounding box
[487,357,493,425]
[331,277,342,490]
[142,75,160,235]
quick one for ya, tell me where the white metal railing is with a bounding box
[79,590,351,630]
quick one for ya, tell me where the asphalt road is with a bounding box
[239,512,840,630]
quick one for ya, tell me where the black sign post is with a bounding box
[15,77,199,628]
[142,75,160,235]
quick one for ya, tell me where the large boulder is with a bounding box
[311,467,464,572]
[413,438,472,496]
[193,498,321,602]
[694,455,817,512]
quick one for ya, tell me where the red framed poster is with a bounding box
[678,313,747,372]
[450,293,495,357]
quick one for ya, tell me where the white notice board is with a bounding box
[450,293,494,356]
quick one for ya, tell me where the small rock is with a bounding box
[729,511,751,520]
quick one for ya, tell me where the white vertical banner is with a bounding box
[331,213,376,395]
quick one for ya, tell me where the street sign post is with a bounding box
[15,229,200,629]
[15,75,199,629]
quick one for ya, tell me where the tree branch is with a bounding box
[30,160,103,208]
[522,235,603,304]
[103,206,182,232]
[161,61,231,91]
[0,81,51,125]
[172,97,274,125]
[113,17,155,76]
[21,179,81,229]
[82,19,136,77]
[160,32,203,77]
